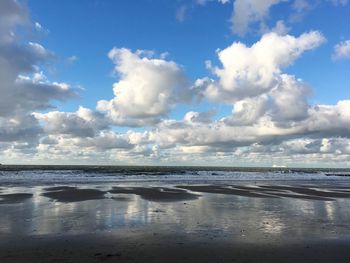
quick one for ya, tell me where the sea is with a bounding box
[0,165,349,186]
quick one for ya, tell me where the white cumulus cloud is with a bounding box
[97,48,192,126]
[203,31,325,103]
[332,40,350,60]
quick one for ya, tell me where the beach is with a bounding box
[2,0,350,262]
[1,167,350,262]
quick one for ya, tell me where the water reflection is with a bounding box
[0,184,350,244]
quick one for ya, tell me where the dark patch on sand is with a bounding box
[42,189,106,202]
[232,185,287,193]
[43,186,77,192]
[177,185,274,198]
[0,193,33,204]
[232,185,334,201]
[109,187,199,202]
[261,185,350,199]
[330,189,350,194]
[176,185,341,201]
[266,192,334,201]
[111,196,131,201]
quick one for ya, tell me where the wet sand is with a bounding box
[43,186,77,191]
[38,184,350,203]
[178,185,277,198]
[177,184,350,201]
[1,183,350,262]
[109,186,199,202]
[1,233,350,263]
[42,188,106,202]
[0,193,33,204]
[260,185,350,198]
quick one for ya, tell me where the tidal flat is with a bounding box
[0,167,350,262]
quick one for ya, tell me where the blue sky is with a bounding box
[28,0,234,113]
[27,0,349,107]
[0,0,350,166]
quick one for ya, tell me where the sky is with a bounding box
[0,0,350,167]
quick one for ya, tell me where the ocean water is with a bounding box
[0,165,349,186]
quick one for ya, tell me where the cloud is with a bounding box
[70,131,134,150]
[97,48,192,126]
[184,110,216,123]
[34,107,109,138]
[176,0,230,23]
[270,20,291,35]
[230,0,288,36]
[223,95,269,126]
[0,0,28,43]
[66,55,78,64]
[268,74,311,123]
[302,100,350,137]
[229,0,347,37]
[292,0,310,12]
[148,99,350,159]
[0,114,42,143]
[232,137,350,167]
[0,0,76,146]
[34,134,133,163]
[139,33,348,163]
[328,0,348,6]
[177,0,346,37]
[332,40,350,60]
[34,22,42,31]
[203,31,325,103]
[197,0,230,5]
[176,5,188,22]
[32,130,151,164]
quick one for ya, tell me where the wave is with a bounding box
[0,168,348,186]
